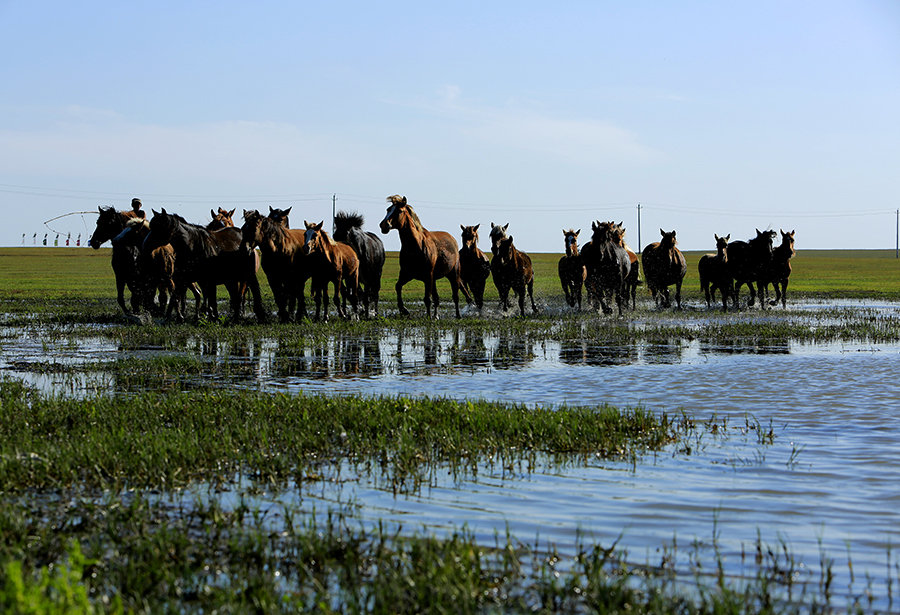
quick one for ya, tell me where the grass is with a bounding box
[2,247,899,313]
[0,377,689,493]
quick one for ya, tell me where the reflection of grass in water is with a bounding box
[0,492,892,613]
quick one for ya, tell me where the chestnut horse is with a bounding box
[612,222,641,310]
[379,195,470,318]
[642,229,687,309]
[558,228,585,310]
[144,208,267,323]
[241,209,309,322]
[459,224,492,311]
[492,235,537,317]
[698,234,732,311]
[765,229,796,308]
[302,221,359,321]
[208,207,236,231]
[333,211,385,318]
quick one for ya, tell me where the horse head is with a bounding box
[489,222,509,255]
[460,224,481,252]
[563,228,580,257]
[268,206,292,228]
[89,206,124,249]
[714,233,730,255]
[208,207,236,231]
[591,220,616,244]
[143,208,178,253]
[780,229,795,251]
[240,209,266,248]
[659,229,678,248]
[496,235,515,261]
[302,220,326,255]
[380,195,408,234]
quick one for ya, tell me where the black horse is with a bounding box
[143,208,267,323]
[727,229,776,309]
[582,220,631,316]
[333,211,385,318]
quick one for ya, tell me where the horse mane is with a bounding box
[319,228,336,246]
[334,211,365,232]
[126,217,150,231]
[386,195,424,232]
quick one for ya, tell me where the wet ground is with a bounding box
[2,299,899,606]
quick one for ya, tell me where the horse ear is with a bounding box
[461,225,466,232]
[211,209,216,219]
[315,221,324,231]
[284,206,292,215]
[575,229,580,236]
[725,234,730,241]
[660,228,665,236]
[401,196,407,205]
[161,208,167,215]
[269,206,275,214]
[503,223,509,231]
[228,209,235,217]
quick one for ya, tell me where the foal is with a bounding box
[302,221,360,321]
[459,224,492,310]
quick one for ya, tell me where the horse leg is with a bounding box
[527,279,537,314]
[332,277,344,319]
[779,279,788,308]
[422,275,436,319]
[116,276,129,315]
[674,280,683,310]
[395,269,413,317]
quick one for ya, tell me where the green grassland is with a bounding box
[1,246,898,306]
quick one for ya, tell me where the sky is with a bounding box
[2,1,899,253]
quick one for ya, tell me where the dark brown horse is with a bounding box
[698,234,732,311]
[765,229,796,308]
[492,235,537,317]
[642,229,687,309]
[302,221,360,321]
[459,224,492,311]
[582,221,631,316]
[379,195,470,318]
[333,211,385,318]
[727,229,776,309]
[144,208,267,323]
[241,209,309,322]
[558,228,585,310]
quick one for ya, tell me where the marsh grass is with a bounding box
[0,492,893,613]
[0,377,688,493]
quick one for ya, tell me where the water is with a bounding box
[2,303,900,605]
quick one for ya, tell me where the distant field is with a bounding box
[1,247,899,304]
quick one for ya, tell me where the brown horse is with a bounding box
[492,235,537,317]
[459,224,492,311]
[208,207,236,231]
[302,221,359,321]
[489,222,509,255]
[379,195,469,318]
[612,222,641,310]
[642,229,687,309]
[241,209,309,322]
[268,206,292,227]
[765,229,796,308]
[558,229,586,310]
[728,229,777,309]
[698,234,732,311]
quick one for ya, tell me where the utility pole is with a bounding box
[636,203,642,254]
[332,194,337,234]
[896,209,898,259]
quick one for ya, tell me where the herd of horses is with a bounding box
[88,195,796,322]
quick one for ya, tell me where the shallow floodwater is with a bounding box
[2,301,900,606]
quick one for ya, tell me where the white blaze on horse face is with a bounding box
[379,203,397,233]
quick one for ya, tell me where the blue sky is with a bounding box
[2,1,899,252]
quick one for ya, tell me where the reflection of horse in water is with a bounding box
[379,195,469,318]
